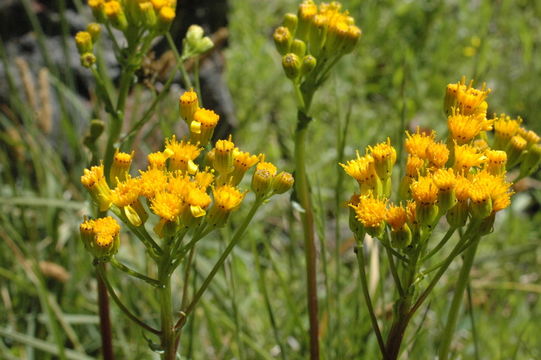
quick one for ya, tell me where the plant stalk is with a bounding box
[97,267,115,360]
[438,236,481,360]
[294,111,319,360]
[158,248,176,360]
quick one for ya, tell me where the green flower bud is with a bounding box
[282,53,301,80]
[273,26,292,55]
[300,55,317,76]
[271,171,294,195]
[390,225,412,249]
[291,39,306,58]
[283,13,298,35]
[519,144,541,178]
[446,201,468,228]
[80,52,97,68]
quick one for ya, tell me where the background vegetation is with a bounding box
[1,0,541,358]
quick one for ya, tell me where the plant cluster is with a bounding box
[344,78,540,359]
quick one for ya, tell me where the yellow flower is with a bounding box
[432,168,456,192]
[92,216,121,248]
[185,187,211,218]
[190,108,220,145]
[456,83,490,115]
[447,110,489,144]
[165,136,201,173]
[227,150,260,186]
[213,136,236,174]
[410,176,438,206]
[139,168,168,198]
[485,150,507,175]
[150,192,183,221]
[207,185,246,227]
[110,177,141,207]
[493,114,521,149]
[81,164,112,211]
[147,151,170,170]
[110,150,134,186]
[179,89,199,124]
[194,170,215,191]
[405,128,435,159]
[350,195,387,235]
[518,127,540,147]
[405,155,425,178]
[80,217,121,258]
[453,142,487,172]
[454,175,471,203]
[367,138,397,179]
[385,204,407,231]
[426,141,450,168]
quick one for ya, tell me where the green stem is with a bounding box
[158,246,175,360]
[382,231,405,297]
[438,235,481,360]
[294,111,320,360]
[165,32,193,89]
[174,198,264,331]
[110,257,161,287]
[96,263,160,335]
[354,236,386,356]
[421,227,457,262]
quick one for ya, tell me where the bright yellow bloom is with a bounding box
[213,137,236,174]
[179,89,199,123]
[453,142,487,172]
[447,111,488,144]
[147,151,169,170]
[92,216,121,248]
[385,204,407,231]
[509,135,527,152]
[341,153,377,184]
[167,172,191,198]
[432,168,456,192]
[139,168,168,198]
[410,176,438,206]
[212,185,245,211]
[228,150,260,185]
[185,187,211,218]
[426,141,450,168]
[405,155,425,178]
[405,128,435,159]
[350,195,387,229]
[454,175,471,203]
[110,150,134,186]
[110,177,141,207]
[518,127,540,146]
[151,192,183,221]
[165,136,201,173]
[456,83,491,115]
[485,150,507,175]
[367,138,397,179]
[81,164,112,211]
[190,108,220,145]
[194,170,215,190]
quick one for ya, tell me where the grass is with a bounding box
[1,0,541,358]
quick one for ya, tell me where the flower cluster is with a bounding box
[80,90,294,259]
[75,0,177,68]
[274,0,361,82]
[345,78,540,248]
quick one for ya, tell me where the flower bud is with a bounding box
[251,168,274,198]
[290,39,306,58]
[80,217,121,260]
[190,108,219,145]
[213,137,235,174]
[75,31,93,54]
[86,22,101,42]
[179,89,199,124]
[390,225,412,249]
[300,55,317,77]
[110,150,134,186]
[273,26,291,55]
[282,53,301,80]
[446,201,468,228]
[81,164,112,211]
[271,171,294,194]
[416,203,439,227]
[283,13,298,35]
[80,52,96,68]
[139,1,157,28]
[519,144,541,178]
[506,135,527,168]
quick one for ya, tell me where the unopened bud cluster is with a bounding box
[274,0,361,82]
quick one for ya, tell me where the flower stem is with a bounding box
[158,247,176,360]
[294,110,320,360]
[438,235,481,360]
[174,198,264,331]
[354,236,386,356]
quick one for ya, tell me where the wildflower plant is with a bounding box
[274,2,361,357]
[344,78,540,359]
[80,90,293,359]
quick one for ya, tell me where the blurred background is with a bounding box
[1,0,541,358]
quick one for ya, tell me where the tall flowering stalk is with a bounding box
[274,2,361,357]
[343,79,540,359]
[80,90,294,359]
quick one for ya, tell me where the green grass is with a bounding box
[1,0,541,358]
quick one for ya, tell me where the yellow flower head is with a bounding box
[456,83,491,115]
[212,185,245,212]
[426,141,450,168]
[432,168,456,192]
[298,0,317,21]
[110,150,134,186]
[147,151,170,170]
[453,142,487,172]
[485,150,507,175]
[406,155,425,178]
[410,176,438,205]
[367,138,397,178]
[110,177,141,207]
[167,172,192,199]
[194,170,215,191]
[185,187,212,217]
[350,195,387,229]
[405,128,435,159]
[454,175,471,203]
[233,150,260,172]
[472,171,513,212]
[81,164,105,189]
[179,89,199,123]
[191,108,220,145]
[165,136,201,173]
[509,135,527,152]
[493,114,521,148]
[151,191,183,221]
[385,204,407,231]
[518,127,540,146]
[341,153,377,184]
[92,216,121,248]
[405,200,417,225]
[256,161,278,177]
[193,108,219,129]
[213,136,236,174]
[447,110,488,144]
[139,168,168,198]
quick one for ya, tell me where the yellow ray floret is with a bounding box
[151,192,183,221]
[410,176,438,206]
[350,195,387,228]
[405,128,435,159]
